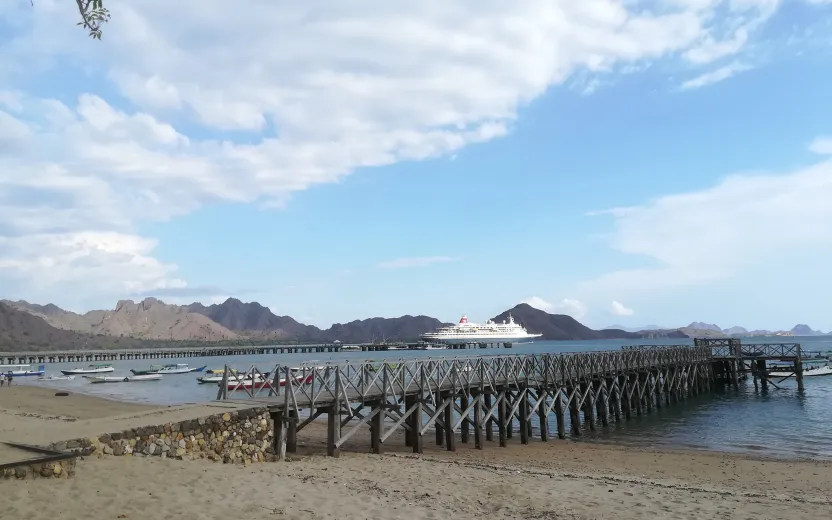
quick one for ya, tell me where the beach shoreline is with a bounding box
[2,385,831,519]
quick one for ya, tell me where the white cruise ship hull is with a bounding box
[420,333,541,345]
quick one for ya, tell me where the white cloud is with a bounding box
[611,300,635,316]
[809,136,832,155]
[522,297,587,320]
[578,143,832,302]
[377,256,459,269]
[0,0,809,309]
[681,62,751,89]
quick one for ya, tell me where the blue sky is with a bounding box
[1,0,832,331]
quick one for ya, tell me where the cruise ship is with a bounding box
[421,314,542,346]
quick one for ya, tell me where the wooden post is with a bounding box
[327,404,340,458]
[435,391,444,446]
[554,389,566,439]
[621,375,632,420]
[519,389,529,444]
[484,393,494,442]
[569,386,581,436]
[474,391,483,450]
[795,345,805,393]
[596,380,609,426]
[443,395,456,451]
[371,400,384,454]
[413,398,423,454]
[538,390,549,441]
[271,410,285,460]
[287,408,298,453]
[505,392,514,439]
[460,393,470,443]
[498,390,507,447]
[654,370,662,409]
[404,395,414,447]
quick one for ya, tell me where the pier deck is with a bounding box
[220,345,716,458]
[0,344,343,364]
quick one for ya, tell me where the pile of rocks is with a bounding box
[1,459,76,480]
[49,407,275,464]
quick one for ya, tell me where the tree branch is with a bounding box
[74,0,110,40]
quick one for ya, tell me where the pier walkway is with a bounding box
[220,345,718,458]
[0,344,342,364]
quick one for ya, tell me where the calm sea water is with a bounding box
[17,336,832,460]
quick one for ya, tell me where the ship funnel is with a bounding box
[459,315,468,324]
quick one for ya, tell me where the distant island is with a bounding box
[0,297,827,352]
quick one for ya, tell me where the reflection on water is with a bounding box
[18,336,832,460]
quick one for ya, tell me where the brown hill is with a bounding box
[491,304,642,341]
[2,298,237,341]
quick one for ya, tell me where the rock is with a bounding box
[53,464,63,476]
[123,444,133,454]
[222,413,231,422]
[175,448,186,458]
[99,433,112,444]
[147,443,157,455]
[110,432,123,441]
[15,467,27,478]
[66,440,80,449]
[178,439,186,449]
[113,444,125,456]
[103,445,114,455]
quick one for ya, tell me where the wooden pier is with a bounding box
[0,343,342,365]
[693,338,808,392]
[220,345,717,459]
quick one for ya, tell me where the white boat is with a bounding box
[157,363,206,375]
[86,374,161,383]
[61,364,114,375]
[38,374,76,381]
[770,365,832,378]
[0,364,46,377]
[420,314,542,345]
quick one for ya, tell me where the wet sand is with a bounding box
[2,387,832,519]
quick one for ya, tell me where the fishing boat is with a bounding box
[38,374,76,381]
[225,373,313,391]
[86,374,162,383]
[769,364,832,378]
[155,364,208,375]
[130,364,165,376]
[60,364,114,375]
[196,368,239,384]
[0,364,46,377]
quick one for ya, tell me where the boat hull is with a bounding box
[226,374,313,391]
[61,367,114,375]
[419,334,542,345]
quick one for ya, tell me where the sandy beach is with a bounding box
[3,386,832,519]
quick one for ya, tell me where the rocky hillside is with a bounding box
[188,298,319,340]
[2,298,237,341]
[491,304,642,341]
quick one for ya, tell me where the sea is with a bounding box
[16,335,832,460]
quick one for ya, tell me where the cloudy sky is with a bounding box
[1,0,831,330]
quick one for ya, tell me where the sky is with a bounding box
[1,0,832,332]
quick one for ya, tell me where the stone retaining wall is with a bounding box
[48,407,275,464]
[2,459,76,480]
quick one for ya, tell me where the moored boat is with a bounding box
[154,363,206,374]
[38,374,76,381]
[61,364,114,375]
[197,368,239,384]
[225,373,313,391]
[769,365,832,378]
[130,364,165,375]
[86,374,162,383]
[1,364,46,377]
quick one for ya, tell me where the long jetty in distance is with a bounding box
[0,340,517,365]
[220,338,811,459]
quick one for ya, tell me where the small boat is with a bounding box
[38,374,76,381]
[61,364,114,375]
[86,374,162,383]
[155,364,206,375]
[130,364,165,376]
[0,364,46,377]
[196,369,239,384]
[225,373,313,391]
[770,365,832,378]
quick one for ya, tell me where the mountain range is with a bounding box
[0,297,828,351]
